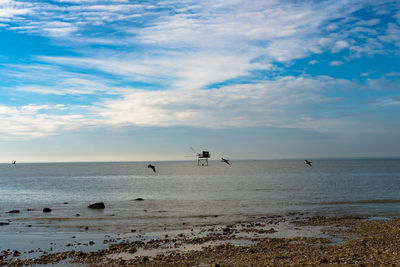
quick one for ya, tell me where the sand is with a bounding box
[1,214,400,266]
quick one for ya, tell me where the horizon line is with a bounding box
[1,156,400,164]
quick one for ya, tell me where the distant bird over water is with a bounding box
[221,158,231,165]
[305,160,312,167]
[147,164,156,173]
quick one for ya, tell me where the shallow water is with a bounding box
[1,159,400,236]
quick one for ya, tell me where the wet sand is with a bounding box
[1,214,400,266]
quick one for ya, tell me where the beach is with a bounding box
[2,214,400,266]
[1,160,400,266]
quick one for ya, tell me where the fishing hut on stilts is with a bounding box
[187,147,211,166]
[197,151,210,166]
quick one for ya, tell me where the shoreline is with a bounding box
[2,213,400,266]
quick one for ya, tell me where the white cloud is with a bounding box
[360,70,377,77]
[4,0,393,59]
[363,78,400,91]
[1,0,144,36]
[375,97,400,107]
[333,40,350,51]
[394,10,400,22]
[330,60,343,66]
[93,76,352,132]
[1,0,399,141]
[38,51,262,90]
[386,72,400,77]
[20,0,394,93]
[356,18,380,26]
[0,104,100,140]
[0,0,32,18]
[380,23,400,48]
[1,63,123,95]
[0,73,398,140]
[348,37,385,58]
[84,4,141,12]
[42,21,78,37]
[53,0,129,2]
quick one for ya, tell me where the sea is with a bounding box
[1,159,400,252]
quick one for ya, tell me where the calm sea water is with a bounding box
[1,159,400,234]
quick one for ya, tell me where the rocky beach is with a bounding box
[1,213,400,266]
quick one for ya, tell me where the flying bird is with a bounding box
[221,158,231,165]
[147,164,156,173]
[305,160,312,167]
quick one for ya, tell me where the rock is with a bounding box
[134,198,144,201]
[88,202,105,209]
[43,208,52,213]
[7,210,20,214]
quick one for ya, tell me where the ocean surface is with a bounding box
[1,159,400,236]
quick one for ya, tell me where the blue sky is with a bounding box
[0,0,400,162]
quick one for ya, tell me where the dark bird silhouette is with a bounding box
[305,160,312,167]
[12,161,16,164]
[221,158,231,165]
[147,164,156,173]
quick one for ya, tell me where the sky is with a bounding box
[0,0,400,162]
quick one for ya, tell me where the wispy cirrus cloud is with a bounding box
[37,51,262,91]
[0,0,32,21]
[380,22,400,49]
[0,0,400,142]
[1,63,121,95]
[1,0,144,37]
[27,0,398,93]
